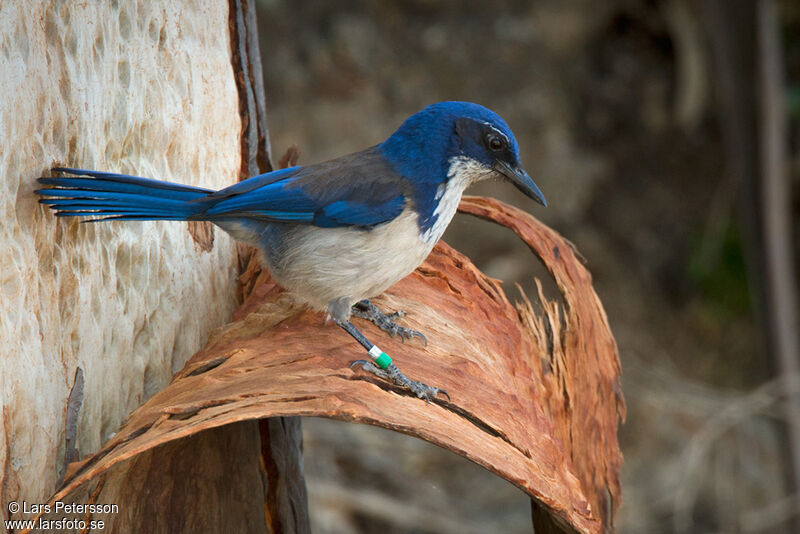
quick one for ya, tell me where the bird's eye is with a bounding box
[488,135,504,151]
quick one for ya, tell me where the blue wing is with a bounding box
[200,147,409,228]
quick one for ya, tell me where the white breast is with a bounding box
[266,208,431,309]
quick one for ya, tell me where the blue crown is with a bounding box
[378,101,520,184]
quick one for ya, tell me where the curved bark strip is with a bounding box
[29,196,623,534]
[459,196,626,532]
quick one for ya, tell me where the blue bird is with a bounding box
[36,101,546,401]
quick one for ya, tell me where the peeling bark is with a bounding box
[31,197,624,534]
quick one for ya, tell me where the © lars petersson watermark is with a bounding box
[4,501,119,531]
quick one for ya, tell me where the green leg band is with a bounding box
[375,352,392,369]
[368,345,392,369]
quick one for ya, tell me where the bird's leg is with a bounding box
[351,299,427,345]
[334,319,448,403]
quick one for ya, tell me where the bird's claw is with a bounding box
[350,360,448,403]
[351,300,428,346]
[390,324,427,345]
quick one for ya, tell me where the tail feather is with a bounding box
[56,212,195,220]
[50,168,214,195]
[37,177,209,200]
[36,168,215,221]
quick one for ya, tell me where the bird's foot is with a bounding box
[350,360,449,403]
[351,300,427,345]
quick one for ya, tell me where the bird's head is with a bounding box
[379,101,546,206]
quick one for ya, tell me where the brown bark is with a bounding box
[30,196,624,534]
[229,1,310,531]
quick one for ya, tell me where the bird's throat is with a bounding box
[420,157,489,244]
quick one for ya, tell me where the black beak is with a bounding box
[493,161,547,207]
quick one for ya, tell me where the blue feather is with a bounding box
[204,179,317,217]
[38,164,409,228]
[50,168,214,197]
[316,197,405,227]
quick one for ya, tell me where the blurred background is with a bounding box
[254,1,800,532]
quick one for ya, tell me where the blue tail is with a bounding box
[36,168,215,221]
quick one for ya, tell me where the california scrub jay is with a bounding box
[37,101,546,401]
